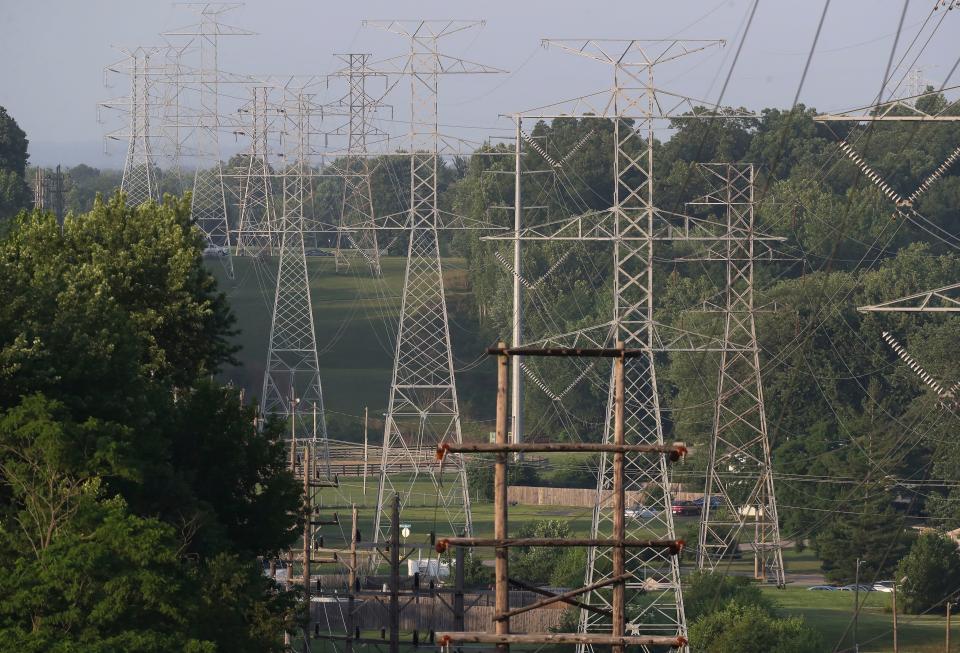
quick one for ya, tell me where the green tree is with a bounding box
[896,532,960,615]
[0,106,31,219]
[689,602,822,653]
[509,520,572,585]
[683,571,772,623]
[815,505,914,584]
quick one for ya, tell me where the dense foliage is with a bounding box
[897,532,960,615]
[0,195,302,651]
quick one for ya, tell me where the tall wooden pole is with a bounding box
[303,440,312,606]
[892,581,899,653]
[495,341,510,653]
[511,117,523,460]
[611,341,626,653]
[454,532,465,632]
[390,494,400,653]
[347,505,358,653]
[947,601,953,653]
[363,406,369,499]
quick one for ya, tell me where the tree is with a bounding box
[509,520,572,585]
[0,106,30,219]
[896,532,960,615]
[683,571,772,623]
[815,505,915,584]
[689,602,822,653]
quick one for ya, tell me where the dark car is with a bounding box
[671,500,698,516]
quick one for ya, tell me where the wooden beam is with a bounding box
[495,574,629,621]
[436,632,686,647]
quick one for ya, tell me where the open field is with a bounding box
[212,254,480,426]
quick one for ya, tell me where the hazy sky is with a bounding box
[1,0,956,167]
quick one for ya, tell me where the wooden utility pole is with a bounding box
[611,341,625,653]
[390,494,400,653]
[435,345,688,651]
[303,439,312,606]
[346,505,358,653]
[363,406,369,499]
[948,601,954,653]
[454,533,465,632]
[494,342,510,653]
[892,581,899,653]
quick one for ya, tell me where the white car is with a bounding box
[625,506,659,519]
[202,245,229,258]
[873,581,895,593]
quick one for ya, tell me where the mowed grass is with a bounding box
[767,586,959,652]
[211,254,471,418]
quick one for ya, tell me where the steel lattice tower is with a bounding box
[331,53,384,276]
[235,86,278,258]
[486,39,739,652]
[365,20,501,545]
[261,92,330,478]
[102,47,163,206]
[693,164,785,586]
[166,3,252,279]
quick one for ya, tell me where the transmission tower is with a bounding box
[364,20,502,546]
[261,91,330,479]
[102,46,164,206]
[329,53,387,276]
[483,39,766,651]
[691,164,785,586]
[165,3,253,279]
[235,86,278,258]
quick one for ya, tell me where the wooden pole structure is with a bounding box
[948,601,953,653]
[454,532,465,632]
[303,439,312,605]
[611,340,626,653]
[363,407,369,499]
[892,581,898,653]
[347,505,358,653]
[494,341,510,653]
[390,494,400,653]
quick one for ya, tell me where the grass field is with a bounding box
[212,254,474,421]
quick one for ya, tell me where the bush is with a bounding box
[897,531,960,614]
[684,570,773,622]
[689,602,822,653]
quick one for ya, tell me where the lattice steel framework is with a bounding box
[364,20,502,546]
[165,3,253,279]
[691,164,784,586]
[482,39,748,652]
[331,53,384,276]
[102,47,164,206]
[261,92,330,478]
[235,86,278,258]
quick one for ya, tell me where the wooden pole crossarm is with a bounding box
[436,633,687,647]
[437,441,687,461]
[495,574,629,621]
[508,577,611,616]
[436,537,685,554]
[486,346,646,358]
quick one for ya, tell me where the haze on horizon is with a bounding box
[1,0,955,168]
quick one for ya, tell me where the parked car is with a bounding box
[202,245,229,257]
[840,584,874,592]
[625,505,659,519]
[671,500,698,516]
[873,581,895,593]
[693,496,721,509]
[807,585,838,591]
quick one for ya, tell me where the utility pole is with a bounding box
[389,493,400,653]
[854,557,864,653]
[512,117,524,458]
[892,580,899,653]
[435,344,687,651]
[362,406,369,499]
[948,601,954,653]
[366,19,502,548]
